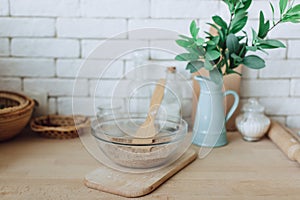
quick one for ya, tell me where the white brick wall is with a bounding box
[287,116,300,128]
[241,80,290,97]
[48,97,57,114]
[128,19,191,39]
[0,0,9,16]
[0,18,55,37]
[10,0,80,17]
[0,0,300,128]
[151,0,219,18]
[89,79,131,98]
[11,38,79,58]
[259,98,300,115]
[291,80,300,96]
[288,40,300,59]
[58,97,112,115]
[57,18,127,39]
[0,58,55,77]
[81,0,149,18]
[0,78,22,91]
[57,59,124,78]
[150,40,184,60]
[81,39,148,59]
[24,78,88,96]
[0,38,9,56]
[260,60,300,78]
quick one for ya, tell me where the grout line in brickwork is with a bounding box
[7,0,11,17]
[54,58,57,78]
[20,77,24,91]
[285,40,289,59]
[149,0,152,19]
[289,78,292,97]
[79,39,82,59]
[125,18,129,39]
[8,37,11,57]
[54,17,58,38]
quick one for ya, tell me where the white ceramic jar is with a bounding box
[236,98,271,141]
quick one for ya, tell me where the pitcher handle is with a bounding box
[224,90,239,122]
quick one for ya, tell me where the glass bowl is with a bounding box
[91,113,192,171]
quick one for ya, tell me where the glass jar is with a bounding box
[235,98,271,141]
[97,104,121,122]
[162,66,182,121]
[126,51,151,114]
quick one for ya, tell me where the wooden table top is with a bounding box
[1,128,299,200]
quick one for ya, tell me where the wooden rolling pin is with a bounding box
[268,121,300,164]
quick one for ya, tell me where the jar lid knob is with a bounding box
[242,98,265,112]
[167,66,176,73]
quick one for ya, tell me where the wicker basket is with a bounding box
[30,115,90,139]
[0,91,30,115]
[0,91,35,141]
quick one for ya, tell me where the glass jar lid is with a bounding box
[97,104,122,111]
[242,98,265,113]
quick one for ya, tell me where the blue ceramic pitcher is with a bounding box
[192,76,239,147]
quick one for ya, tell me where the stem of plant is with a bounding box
[268,19,282,33]
[228,12,234,32]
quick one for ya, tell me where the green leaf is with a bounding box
[207,23,225,39]
[270,2,275,14]
[283,5,300,23]
[175,53,199,61]
[257,39,286,49]
[270,2,275,25]
[226,68,242,76]
[238,43,247,57]
[258,11,270,38]
[204,31,213,38]
[261,39,286,48]
[213,35,220,42]
[242,0,252,10]
[282,13,300,23]
[212,15,227,30]
[242,55,265,69]
[257,46,269,54]
[286,4,300,15]
[179,35,193,41]
[176,39,193,48]
[186,45,205,56]
[195,38,205,46]
[279,0,288,15]
[186,61,204,73]
[204,59,214,70]
[246,46,258,51]
[206,40,216,46]
[230,16,248,34]
[226,33,239,53]
[251,28,258,44]
[237,35,246,41]
[190,20,199,39]
[231,53,243,63]
[205,50,220,61]
[209,68,223,84]
[206,44,217,52]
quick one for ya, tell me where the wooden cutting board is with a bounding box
[84,149,197,198]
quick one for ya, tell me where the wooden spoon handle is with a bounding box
[149,79,166,111]
[134,79,166,140]
[143,79,166,126]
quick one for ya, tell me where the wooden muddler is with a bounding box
[268,121,300,164]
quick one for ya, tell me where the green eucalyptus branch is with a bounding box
[175,0,300,77]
